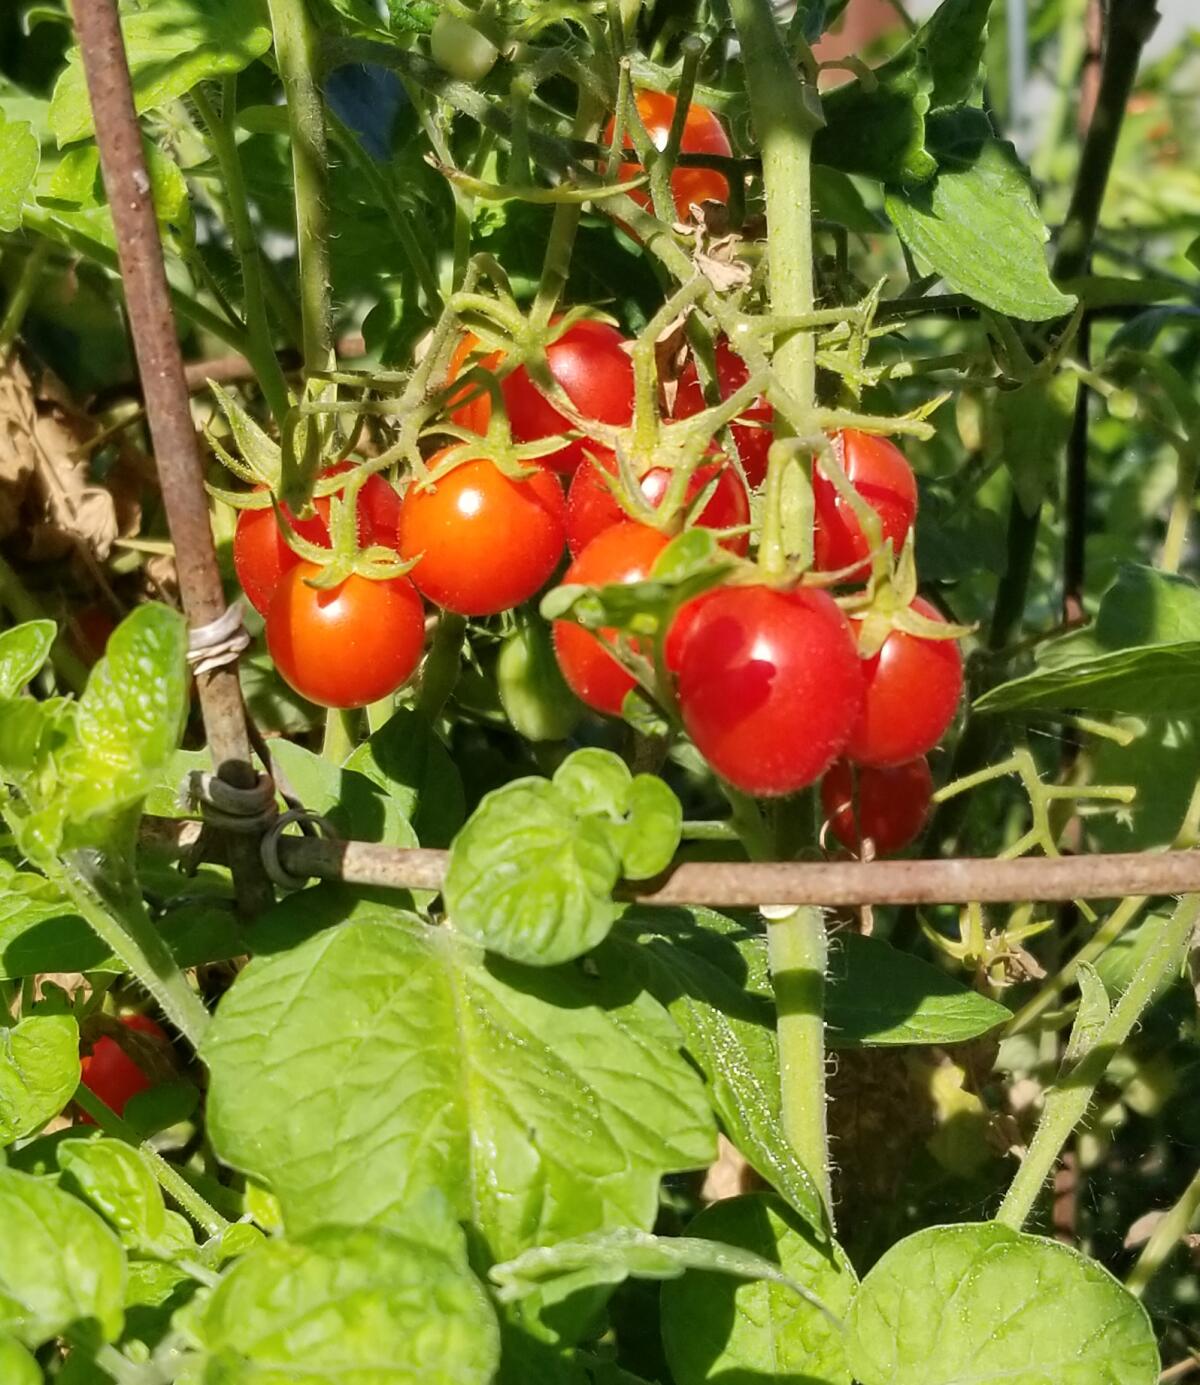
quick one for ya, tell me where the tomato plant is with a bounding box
[398,454,567,615]
[0,0,1195,1380]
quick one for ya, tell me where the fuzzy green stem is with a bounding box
[766,905,833,1215]
[1126,1164,1200,1298]
[193,81,292,428]
[0,239,50,359]
[417,612,467,719]
[72,1085,230,1236]
[995,892,1198,1230]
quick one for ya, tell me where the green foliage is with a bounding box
[0,109,39,233]
[0,1015,79,1146]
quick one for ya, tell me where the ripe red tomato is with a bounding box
[232,462,401,616]
[845,597,963,768]
[68,604,117,664]
[821,756,933,855]
[266,564,425,709]
[398,455,567,615]
[813,431,918,578]
[80,1013,167,1121]
[566,450,750,557]
[670,337,774,488]
[553,522,669,716]
[604,89,732,219]
[446,332,501,434]
[670,585,864,796]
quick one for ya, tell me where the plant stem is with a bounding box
[766,905,833,1214]
[267,0,334,503]
[1126,1165,1200,1298]
[0,239,50,360]
[417,612,467,720]
[1161,443,1199,574]
[192,80,292,429]
[995,892,1198,1230]
[322,707,358,764]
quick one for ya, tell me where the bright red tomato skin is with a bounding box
[80,1014,167,1121]
[821,756,933,855]
[566,451,750,558]
[604,90,732,218]
[813,430,918,577]
[671,586,865,796]
[232,463,401,616]
[266,564,425,709]
[446,332,502,434]
[503,321,635,474]
[846,598,964,768]
[553,522,670,716]
[398,457,567,616]
[670,338,774,488]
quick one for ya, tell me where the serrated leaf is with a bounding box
[607,911,825,1228]
[828,933,1011,1045]
[492,1222,836,1319]
[203,896,715,1258]
[0,110,39,232]
[661,1194,856,1385]
[50,0,273,145]
[0,1166,126,1349]
[190,1222,499,1384]
[446,778,623,965]
[345,707,466,847]
[984,368,1078,513]
[885,122,1075,320]
[846,1223,1159,1384]
[0,622,55,697]
[57,1138,168,1254]
[0,1014,79,1146]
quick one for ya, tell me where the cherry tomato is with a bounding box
[68,604,117,664]
[398,455,567,616]
[80,1013,167,1121]
[813,430,918,578]
[430,11,498,81]
[266,564,425,709]
[566,450,750,557]
[446,332,502,434]
[670,337,774,488]
[232,463,401,616]
[603,90,732,219]
[845,597,963,768]
[670,585,864,796]
[553,522,669,716]
[821,756,933,855]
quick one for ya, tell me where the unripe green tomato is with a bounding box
[430,11,499,82]
[498,617,582,742]
[1107,388,1139,421]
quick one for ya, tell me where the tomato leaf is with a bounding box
[39,140,193,251]
[189,1220,499,1384]
[845,1223,1159,1384]
[0,621,55,699]
[0,109,39,233]
[57,1139,177,1257]
[49,0,273,145]
[884,115,1076,320]
[0,1167,127,1350]
[345,707,466,847]
[0,1014,79,1147]
[269,739,418,850]
[203,895,715,1257]
[661,1195,857,1385]
[984,368,1079,513]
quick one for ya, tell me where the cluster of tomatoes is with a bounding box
[229,91,963,858]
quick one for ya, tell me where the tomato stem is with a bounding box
[322,708,359,765]
[417,612,468,720]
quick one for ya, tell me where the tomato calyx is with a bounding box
[842,537,974,659]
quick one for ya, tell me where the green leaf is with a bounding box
[0,110,39,233]
[446,751,683,966]
[885,122,1076,320]
[269,739,418,850]
[1064,962,1111,1065]
[345,707,466,847]
[984,368,1079,513]
[40,140,193,248]
[661,1194,857,1385]
[57,1138,168,1255]
[50,0,273,145]
[608,911,824,1228]
[845,1223,1159,1384]
[0,1014,79,1146]
[203,897,715,1257]
[491,1222,837,1318]
[0,622,55,698]
[498,617,583,743]
[975,643,1200,716]
[1040,565,1200,665]
[0,1166,126,1349]
[190,1222,499,1384]
[828,933,1011,1045]
[0,1337,39,1385]
[123,1259,198,1352]
[54,604,189,834]
[811,167,880,233]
